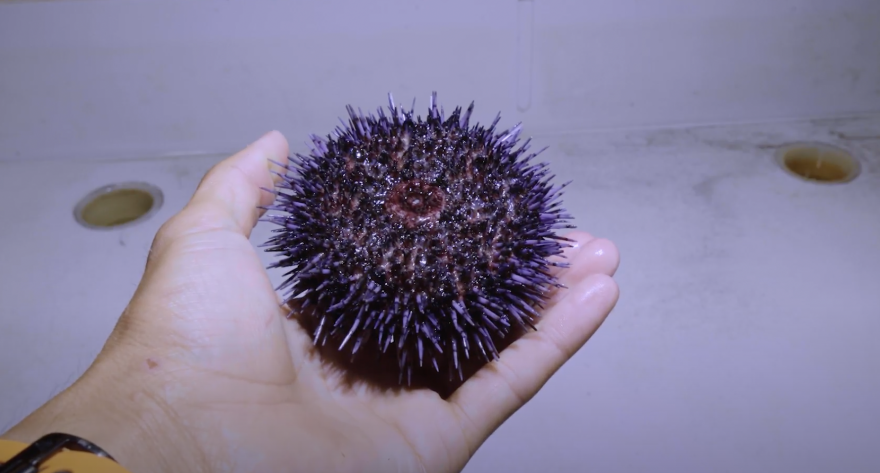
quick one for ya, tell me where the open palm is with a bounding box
[5,131,619,473]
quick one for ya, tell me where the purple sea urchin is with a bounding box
[262,93,574,384]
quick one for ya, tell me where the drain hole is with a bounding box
[74,182,163,229]
[775,142,860,184]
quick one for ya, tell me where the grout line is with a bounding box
[523,111,880,139]
[0,150,236,166]
[3,111,879,165]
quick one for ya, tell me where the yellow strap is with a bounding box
[0,439,132,473]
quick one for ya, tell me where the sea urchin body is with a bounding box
[262,93,574,384]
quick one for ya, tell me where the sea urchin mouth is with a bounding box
[261,92,574,385]
[385,179,446,228]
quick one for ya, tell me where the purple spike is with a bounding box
[451,337,459,372]
[461,332,470,359]
[460,102,474,128]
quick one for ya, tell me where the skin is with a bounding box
[1,131,620,473]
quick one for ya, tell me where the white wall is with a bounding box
[1,0,878,163]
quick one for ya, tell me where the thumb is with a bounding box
[160,130,290,244]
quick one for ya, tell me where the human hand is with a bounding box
[2,131,620,473]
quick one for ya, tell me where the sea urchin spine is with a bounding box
[261,93,574,384]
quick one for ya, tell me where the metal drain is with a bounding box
[775,142,860,184]
[74,182,164,230]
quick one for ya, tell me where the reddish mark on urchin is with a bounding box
[385,179,446,228]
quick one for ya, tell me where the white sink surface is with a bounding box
[1,115,879,472]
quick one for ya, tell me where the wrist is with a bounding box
[0,433,130,472]
[1,350,209,473]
